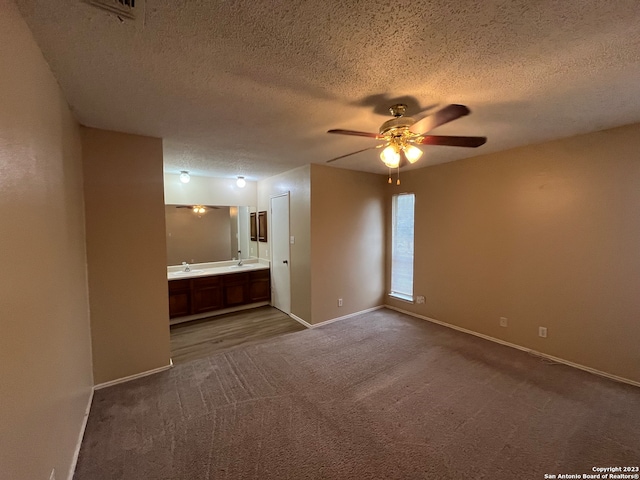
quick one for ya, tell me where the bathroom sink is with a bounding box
[169,269,204,277]
[228,264,252,269]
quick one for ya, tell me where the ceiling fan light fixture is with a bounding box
[403,144,423,163]
[179,171,190,183]
[192,205,206,214]
[236,176,246,188]
[380,145,400,168]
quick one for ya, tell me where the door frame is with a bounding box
[269,192,291,314]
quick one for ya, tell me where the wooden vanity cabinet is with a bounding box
[168,269,271,319]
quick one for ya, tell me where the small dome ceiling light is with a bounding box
[179,171,190,183]
[236,176,246,188]
[403,144,423,163]
[380,145,400,168]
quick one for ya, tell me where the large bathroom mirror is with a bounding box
[165,204,258,266]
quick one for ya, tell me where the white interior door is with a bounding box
[270,193,291,314]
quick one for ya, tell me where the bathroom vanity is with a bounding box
[167,263,270,322]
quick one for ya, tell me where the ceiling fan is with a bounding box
[326,103,487,180]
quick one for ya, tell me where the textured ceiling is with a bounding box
[14,0,640,180]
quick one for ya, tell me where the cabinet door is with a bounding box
[168,279,191,318]
[258,211,267,242]
[192,276,223,314]
[223,272,249,307]
[249,270,271,302]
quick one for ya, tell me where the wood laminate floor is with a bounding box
[170,306,307,364]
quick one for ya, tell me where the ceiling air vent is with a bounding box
[88,0,136,20]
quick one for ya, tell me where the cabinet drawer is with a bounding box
[223,272,249,286]
[249,269,270,281]
[192,275,221,288]
[168,278,190,293]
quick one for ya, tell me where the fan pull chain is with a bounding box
[396,167,400,185]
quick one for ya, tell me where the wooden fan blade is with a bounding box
[409,104,471,134]
[414,135,487,148]
[327,129,383,139]
[326,145,382,163]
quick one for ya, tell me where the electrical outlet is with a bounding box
[500,317,508,327]
[539,326,547,338]
[338,298,343,307]
[416,296,425,304]
[49,469,56,480]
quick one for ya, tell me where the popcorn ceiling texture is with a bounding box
[14,0,640,179]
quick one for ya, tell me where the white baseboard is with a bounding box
[290,305,384,329]
[288,313,310,328]
[93,360,174,390]
[386,305,640,389]
[66,386,93,480]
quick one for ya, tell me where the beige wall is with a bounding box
[258,165,312,322]
[386,123,640,384]
[0,2,94,479]
[164,173,257,206]
[310,165,386,324]
[82,128,171,384]
[257,164,386,325]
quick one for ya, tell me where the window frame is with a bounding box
[389,192,415,303]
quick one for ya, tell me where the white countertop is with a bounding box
[167,261,269,280]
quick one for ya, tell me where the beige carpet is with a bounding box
[74,308,640,479]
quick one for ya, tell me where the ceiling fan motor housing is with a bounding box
[379,116,415,136]
[379,103,415,136]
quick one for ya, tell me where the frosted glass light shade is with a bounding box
[179,171,191,183]
[403,145,423,163]
[236,176,246,188]
[380,146,400,168]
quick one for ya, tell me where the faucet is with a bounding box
[237,251,243,266]
[182,261,191,272]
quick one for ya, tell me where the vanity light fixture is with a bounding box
[179,171,191,183]
[236,176,246,188]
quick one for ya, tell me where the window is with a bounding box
[390,193,415,301]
